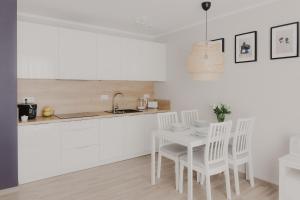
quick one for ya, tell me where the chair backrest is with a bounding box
[232,118,255,158]
[181,110,199,127]
[204,121,232,166]
[157,112,179,130]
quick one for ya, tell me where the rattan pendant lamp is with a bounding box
[187,1,224,81]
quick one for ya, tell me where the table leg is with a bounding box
[151,132,156,185]
[187,145,193,200]
[279,161,286,200]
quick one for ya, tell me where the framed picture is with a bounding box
[271,22,299,59]
[211,38,225,52]
[235,31,257,63]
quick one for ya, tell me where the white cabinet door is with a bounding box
[58,28,97,80]
[97,34,122,80]
[17,21,26,79]
[62,145,99,174]
[60,120,98,149]
[121,38,166,81]
[18,124,61,184]
[59,120,99,173]
[18,22,59,79]
[123,115,144,158]
[99,117,125,164]
[123,114,157,158]
[121,38,143,81]
[143,42,167,81]
[141,114,158,153]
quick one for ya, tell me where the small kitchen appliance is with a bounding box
[17,99,37,120]
[147,100,158,109]
[137,98,147,111]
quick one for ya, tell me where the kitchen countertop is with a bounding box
[18,109,170,126]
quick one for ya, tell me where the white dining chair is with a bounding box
[181,109,206,183]
[181,110,200,128]
[229,118,255,195]
[157,112,187,191]
[179,121,232,200]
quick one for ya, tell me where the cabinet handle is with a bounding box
[76,145,92,149]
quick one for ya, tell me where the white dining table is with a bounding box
[151,127,208,200]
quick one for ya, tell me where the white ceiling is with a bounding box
[18,0,279,38]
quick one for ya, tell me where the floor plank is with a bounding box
[0,156,278,200]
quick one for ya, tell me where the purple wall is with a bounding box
[0,0,18,189]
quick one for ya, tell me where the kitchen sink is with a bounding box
[105,109,142,114]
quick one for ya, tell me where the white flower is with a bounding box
[212,104,217,109]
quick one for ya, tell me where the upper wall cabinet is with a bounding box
[17,21,166,81]
[121,38,141,81]
[121,38,166,81]
[97,34,122,80]
[139,41,166,81]
[17,22,59,79]
[58,28,98,80]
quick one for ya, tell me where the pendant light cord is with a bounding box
[204,9,208,59]
[205,10,208,43]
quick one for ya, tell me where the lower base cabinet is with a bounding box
[59,120,99,173]
[18,114,158,184]
[18,124,61,184]
[124,115,156,158]
[62,145,99,173]
[99,117,125,164]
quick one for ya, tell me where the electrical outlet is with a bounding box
[100,95,109,101]
[22,97,35,103]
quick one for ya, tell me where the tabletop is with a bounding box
[152,127,209,147]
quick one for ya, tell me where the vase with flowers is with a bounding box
[212,104,231,122]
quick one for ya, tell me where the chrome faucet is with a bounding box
[112,92,124,113]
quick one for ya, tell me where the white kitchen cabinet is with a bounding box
[98,115,157,164]
[58,28,97,80]
[123,114,157,158]
[99,117,125,164]
[60,120,98,149]
[17,20,166,81]
[97,34,122,80]
[17,21,59,79]
[60,120,99,173]
[17,21,25,79]
[18,124,61,184]
[121,38,142,81]
[121,38,166,81]
[142,42,167,81]
[18,114,159,184]
[62,145,99,174]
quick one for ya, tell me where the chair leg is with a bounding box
[157,152,162,179]
[225,167,232,200]
[248,160,255,187]
[196,172,200,183]
[200,173,205,185]
[175,160,179,191]
[245,163,249,180]
[233,164,240,195]
[205,175,212,200]
[179,162,184,194]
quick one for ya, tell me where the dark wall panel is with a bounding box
[0,0,18,189]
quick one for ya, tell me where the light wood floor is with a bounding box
[0,156,278,200]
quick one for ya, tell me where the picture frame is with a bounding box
[211,38,225,52]
[235,31,257,63]
[271,22,299,60]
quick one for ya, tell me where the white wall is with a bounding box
[155,0,300,184]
